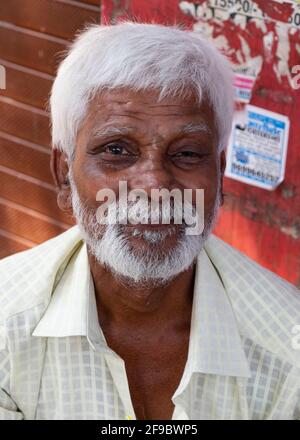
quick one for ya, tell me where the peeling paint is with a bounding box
[278,25,290,78]
[280,224,300,239]
[263,31,274,63]
[253,0,294,23]
[179,0,300,88]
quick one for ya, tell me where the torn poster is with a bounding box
[225,105,290,190]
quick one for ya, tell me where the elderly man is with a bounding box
[0,22,299,421]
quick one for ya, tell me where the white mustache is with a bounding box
[98,198,200,226]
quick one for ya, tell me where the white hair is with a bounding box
[50,22,234,157]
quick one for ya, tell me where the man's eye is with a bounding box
[104,144,129,155]
[170,150,211,166]
[175,151,199,157]
[172,151,202,160]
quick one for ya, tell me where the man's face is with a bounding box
[66,87,225,286]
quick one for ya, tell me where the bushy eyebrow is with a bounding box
[180,122,212,136]
[92,126,135,138]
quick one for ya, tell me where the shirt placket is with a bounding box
[103,352,136,420]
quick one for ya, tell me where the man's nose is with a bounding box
[128,158,175,197]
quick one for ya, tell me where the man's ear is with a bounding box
[219,150,226,207]
[50,148,72,212]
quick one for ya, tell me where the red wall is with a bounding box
[102,0,300,287]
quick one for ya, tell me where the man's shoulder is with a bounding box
[205,234,300,366]
[205,233,299,290]
[0,226,83,322]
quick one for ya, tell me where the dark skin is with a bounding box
[51,87,226,420]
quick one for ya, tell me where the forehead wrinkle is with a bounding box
[106,109,199,119]
[96,100,203,118]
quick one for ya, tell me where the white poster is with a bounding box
[225,105,290,190]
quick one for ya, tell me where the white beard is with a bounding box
[68,171,221,288]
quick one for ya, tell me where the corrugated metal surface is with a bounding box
[0,0,100,257]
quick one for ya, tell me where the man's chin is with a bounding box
[83,223,205,290]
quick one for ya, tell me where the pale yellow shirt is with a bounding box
[0,225,299,420]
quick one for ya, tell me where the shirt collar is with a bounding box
[32,240,110,354]
[174,243,251,403]
[32,232,251,378]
